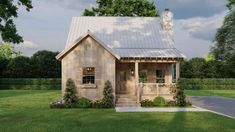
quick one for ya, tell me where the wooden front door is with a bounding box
[118,71,129,94]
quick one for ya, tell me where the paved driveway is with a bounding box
[189,96,235,119]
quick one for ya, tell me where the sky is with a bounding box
[12,0,229,58]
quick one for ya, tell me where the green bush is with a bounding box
[101,80,114,108]
[0,78,61,90]
[77,97,92,108]
[165,101,177,107]
[180,78,235,90]
[140,99,154,107]
[92,100,103,108]
[153,96,166,106]
[173,80,186,106]
[63,78,78,108]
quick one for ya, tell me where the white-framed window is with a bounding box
[82,67,95,84]
[156,69,165,83]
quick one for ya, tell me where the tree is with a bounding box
[0,0,33,43]
[227,0,235,10]
[4,56,31,77]
[83,0,159,17]
[211,11,235,61]
[102,80,114,108]
[30,50,61,78]
[0,43,21,59]
[0,43,21,77]
[63,78,78,108]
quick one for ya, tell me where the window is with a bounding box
[156,69,165,83]
[83,67,95,84]
[139,70,147,83]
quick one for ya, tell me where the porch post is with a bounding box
[176,62,180,81]
[135,61,140,105]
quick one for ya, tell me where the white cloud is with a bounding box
[15,40,39,50]
[177,11,226,40]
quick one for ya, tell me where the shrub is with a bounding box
[165,101,177,107]
[101,80,114,108]
[140,99,154,107]
[63,78,78,108]
[180,78,235,90]
[0,78,61,90]
[173,80,186,106]
[153,96,166,106]
[77,97,92,108]
[92,100,103,108]
[50,99,66,108]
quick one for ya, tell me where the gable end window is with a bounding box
[83,67,95,84]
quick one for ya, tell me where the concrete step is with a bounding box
[116,103,140,107]
[116,94,137,98]
[116,98,137,102]
[116,101,137,104]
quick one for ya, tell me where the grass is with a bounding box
[0,90,235,132]
[185,90,235,98]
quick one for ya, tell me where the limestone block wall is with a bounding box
[61,36,116,100]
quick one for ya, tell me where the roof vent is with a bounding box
[161,8,174,38]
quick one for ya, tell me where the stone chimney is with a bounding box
[161,8,174,38]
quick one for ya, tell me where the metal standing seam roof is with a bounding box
[64,17,186,58]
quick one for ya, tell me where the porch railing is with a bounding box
[138,83,176,96]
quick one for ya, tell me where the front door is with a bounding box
[118,71,129,94]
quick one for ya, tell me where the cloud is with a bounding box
[157,0,227,19]
[43,0,96,12]
[15,40,39,50]
[177,11,226,41]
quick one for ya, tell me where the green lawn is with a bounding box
[0,90,235,132]
[185,90,235,98]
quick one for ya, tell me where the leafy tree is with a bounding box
[83,0,159,17]
[63,78,78,108]
[102,80,114,108]
[0,0,33,43]
[227,0,235,10]
[211,11,235,61]
[30,50,61,78]
[0,43,21,59]
[4,56,31,77]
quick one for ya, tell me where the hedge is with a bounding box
[180,78,235,90]
[0,78,61,90]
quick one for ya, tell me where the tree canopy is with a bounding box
[211,10,235,61]
[0,43,21,59]
[0,0,33,44]
[83,0,159,17]
[227,0,235,10]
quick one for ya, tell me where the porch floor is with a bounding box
[115,106,208,112]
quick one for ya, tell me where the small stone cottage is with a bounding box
[56,9,185,107]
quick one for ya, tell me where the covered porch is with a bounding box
[115,58,181,106]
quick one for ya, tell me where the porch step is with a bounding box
[116,94,140,107]
[116,103,140,107]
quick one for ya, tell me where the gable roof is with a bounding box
[56,31,120,60]
[58,17,186,60]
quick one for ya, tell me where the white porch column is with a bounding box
[135,61,140,104]
[176,62,180,81]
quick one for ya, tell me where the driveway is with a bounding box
[189,96,235,119]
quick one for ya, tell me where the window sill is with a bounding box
[81,84,97,89]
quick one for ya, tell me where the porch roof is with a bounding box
[113,48,185,58]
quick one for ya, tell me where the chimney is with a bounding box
[161,8,174,38]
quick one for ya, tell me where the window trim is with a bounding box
[139,70,148,83]
[82,67,95,84]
